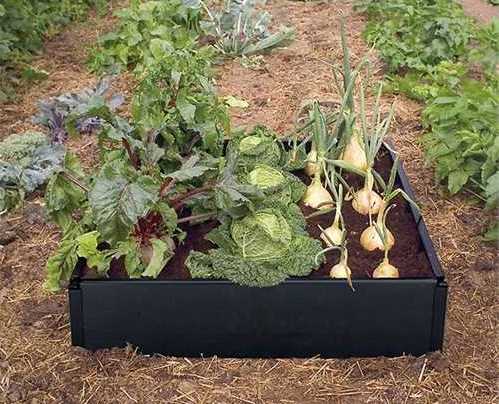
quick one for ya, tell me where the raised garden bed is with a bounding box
[69,147,447,358]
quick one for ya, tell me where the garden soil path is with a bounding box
[0,1,497,403]
[458,0,499,23]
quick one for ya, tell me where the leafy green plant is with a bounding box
[357,1,499,239]
[469,18,499,80]
[186,205,322,287]
[201,0,294,57]
[43,106,224,290]
[356,0,473,72]
[1,142,65,213]
[0,0,107,101]
[0,132,48,166]
[87,0,202,74]
[422,79,498,198]
[131,45,229,157]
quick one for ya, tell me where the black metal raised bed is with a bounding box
[68,150,447,358]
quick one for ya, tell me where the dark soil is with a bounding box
[83,148,433,281]
[302,149,433,279]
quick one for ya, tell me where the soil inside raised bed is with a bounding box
[81,149,434,280]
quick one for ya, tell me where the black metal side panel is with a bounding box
[430,281,448,351]
[68,285,83,346]
[77,279,437,358]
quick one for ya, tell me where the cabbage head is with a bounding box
[228,125,283,170]
[186,206,323,287]
[244,164,305,205]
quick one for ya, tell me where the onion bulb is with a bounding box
[352,169,383,215]
[373,258,399,278]
[320,224,344,247]
[360,224,394,251]
[341,132,368,171]
[304,149,320,177]
[353,187,383,215]
[330,261,352,278]
[303,175,333,210]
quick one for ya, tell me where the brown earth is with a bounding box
[458,0,499,24]
[0,1,498,403]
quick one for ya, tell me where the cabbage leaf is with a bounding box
[186,206,322,287]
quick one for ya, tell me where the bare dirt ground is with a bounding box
[0,1,497,403]
[458,0,499,24]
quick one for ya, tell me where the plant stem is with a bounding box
[61,171,89,192]
[177,212,217,224]
[122,138,140,170]
[170,185,213,210]
[159,178,176,198]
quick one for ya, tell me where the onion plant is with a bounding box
[360,157,419,252]
[319,176,345,247]
[372,223,399,279]
[301,102,337,210]
[315,235,354,290]
[331,80,395,216]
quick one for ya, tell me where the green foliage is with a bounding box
[186,206,323,287]
[141,238,175,277]
[227,125,284,170]
[45,152,87,229]
[0,0,107,101]
[201,0,294,57]
[0,142,65,212]
[87,0,201,74]
[88,174,159,244]
[357,0,473,72]
[386,61,467,102]
[483,222,499,241]
[469,18,499,79]
[243,164,305,205]
[421,79,498,199]
[0,132,48,166]
[131,45,229,156]
[43,225,83,292]
[41,88,223,290]
[357,1,498,238]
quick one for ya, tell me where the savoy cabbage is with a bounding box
[186,205,322,287]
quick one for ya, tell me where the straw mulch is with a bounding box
[0,1,497,403]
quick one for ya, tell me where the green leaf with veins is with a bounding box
[116,238,143,278]
[485,172,499,209]
[45,152,87,229]
[167,154,214,182]
[142,238,174,278]
[76,231,113,275]
[186,206,322,287]
[89,175,159,244]
[176,94,196,124]
[44,226,83,292]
